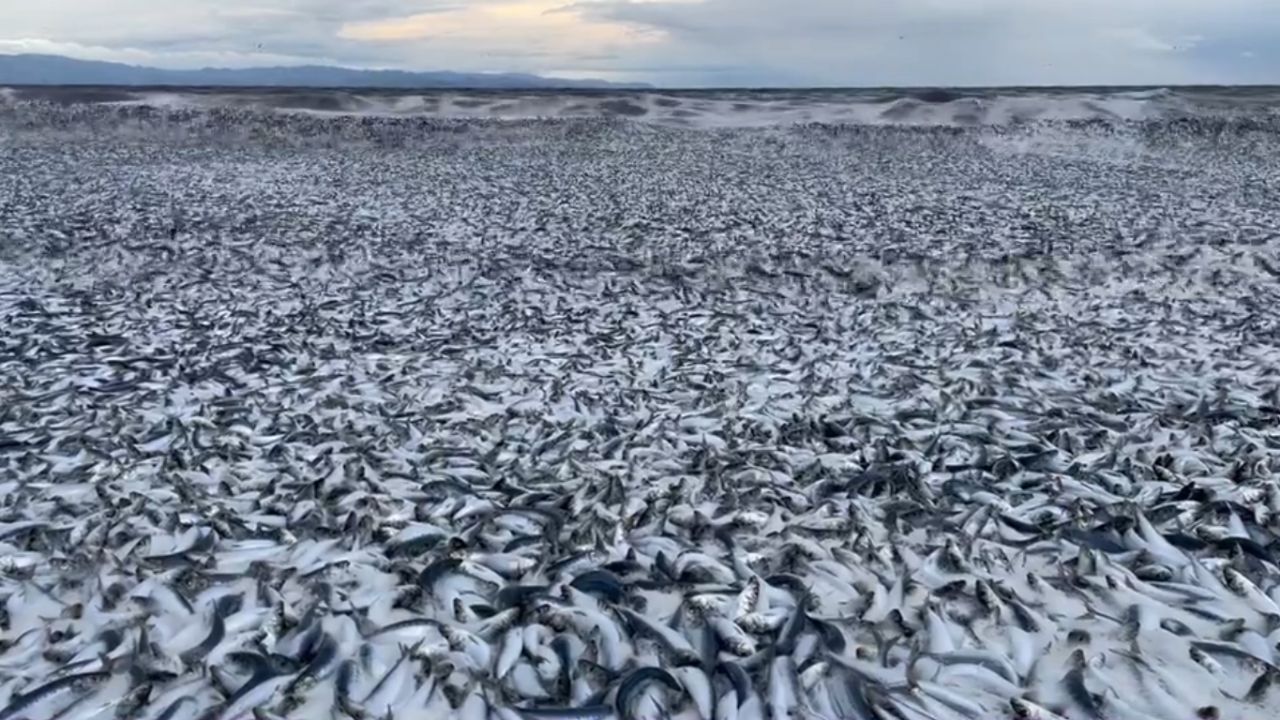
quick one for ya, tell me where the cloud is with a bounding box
[336,0,661,60]
[1,2,461,62]
[0,37,326,69]
[2,0,1278,84]
[1099,27,1202,53]
[558,0,1280,85]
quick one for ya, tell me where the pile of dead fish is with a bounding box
[2,103,1280,720]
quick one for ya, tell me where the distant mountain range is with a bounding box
[0,53,650,90]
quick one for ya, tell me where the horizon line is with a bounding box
[4,82,1280,91]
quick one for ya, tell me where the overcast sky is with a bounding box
[1,0,1276,86]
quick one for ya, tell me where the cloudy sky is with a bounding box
[1,0,1275,86]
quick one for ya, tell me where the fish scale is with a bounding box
[0,97,1279,720]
